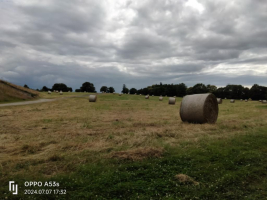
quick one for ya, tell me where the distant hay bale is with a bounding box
[119,93,122,96]
[230,99,235,103]
[159,97,163,101]
[173,96,176,97]
[60,91,63,95]
[259,100,262,102]
[68,91,70,92]
[145,95,149,99]
[152,95,154,96]
[262,100,267,104]
[180,93,218,124]
[240,99,243,101]
[249,98,252,101]
[217,98,222,104]
[89,94,97,102]
[169,97,176,105]
[140,94,141,95]
[245,99,248,102]
[48,91,51,94]
[56,90,58,93]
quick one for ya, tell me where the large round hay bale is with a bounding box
[159,97,163,101]
[262,100,267,104]
[145,95,149,99]
[169,97,176,105]
[48,91,51,94]
[217,98,222,104]
[180,93,218,124]
[230,99,235,103]
[89,95,97,102]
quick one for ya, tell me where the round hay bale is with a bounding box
[152,95,154,96]
[262,100,267,104]
[230,99,235,103]
[48,91,51,94]
[140,94,141,95]
[119,93,122,96]
[159,97,163,101]
[173,96,176,98]
[60,91,63,95]
[249,98,252,101]
[89,94,97,102]
[56,90,58,93]
[169,97,176,105]
[245,99,248,102]
[240,99,243,101]
[145,95,149,99]
[180,93,218,124]
[259,100,262,102]
[217,98,222,104]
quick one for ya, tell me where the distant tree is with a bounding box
[122,84,129,94]
[41,86,50,92]
[24,84,29,89]
[67,87,72,92]
[100,86,108,93]
[75,89,81,92]
[191,83,209,94]
[108,87,115,93]
[207,84,217,94]
[249,84,267,100]
[129,88,137,94]
[80,82,96,92]
[175,83,187,97]
[52,83,69,92]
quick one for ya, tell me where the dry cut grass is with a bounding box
[0,94,267,177]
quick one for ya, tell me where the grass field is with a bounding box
[0,94,267,199]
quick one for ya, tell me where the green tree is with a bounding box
[80,82,96,92]
[100,86,108,93]
[108,87,115,93]
[129,88,137,94]
[122,84,129,94]
[24,84,29,89]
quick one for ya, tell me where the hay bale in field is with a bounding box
[140,94,141,95]
[119,93,122,96]
[48,91,51,94]
[60,91,63,95]
[262,100,267,104]
[152,95,154,96]
[173,96,176,98]
[56,90,58,93]
[159,96,163,101]
[240,99,243,101]
[180,93,218,124]
[259,100,262,102]
[89,94,97,102]
[169,97,176,105]
[245,99,248,102]
[217,98,222,104]
[145,95,149,99]
[230,99,235,103]
[249,98,252,101]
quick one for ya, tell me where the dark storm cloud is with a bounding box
[0,0,267,92]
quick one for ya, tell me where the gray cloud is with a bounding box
[0,0,267,92]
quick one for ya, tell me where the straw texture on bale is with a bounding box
[180,93,218,124]
[145,95,149,99]
[89,95,97,102]
[217,98,222,104]
[230,99,235,103]
[169,97,176,105]
[159,97,163,101]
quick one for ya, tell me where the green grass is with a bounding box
[2,127,267,199]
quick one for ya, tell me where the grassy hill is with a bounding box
[0,79,39,103]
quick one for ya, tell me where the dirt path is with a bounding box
[0,94,90,107]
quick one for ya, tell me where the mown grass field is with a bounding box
[0,93,267,199]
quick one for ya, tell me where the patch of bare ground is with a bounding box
[174,174,199,186]
[110,147,164,161]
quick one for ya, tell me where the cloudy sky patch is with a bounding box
[0,0,266,92]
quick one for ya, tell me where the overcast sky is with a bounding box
[0,0,267,92]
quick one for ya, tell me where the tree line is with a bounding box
[121,83,267,100]
[30,81,267,100]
